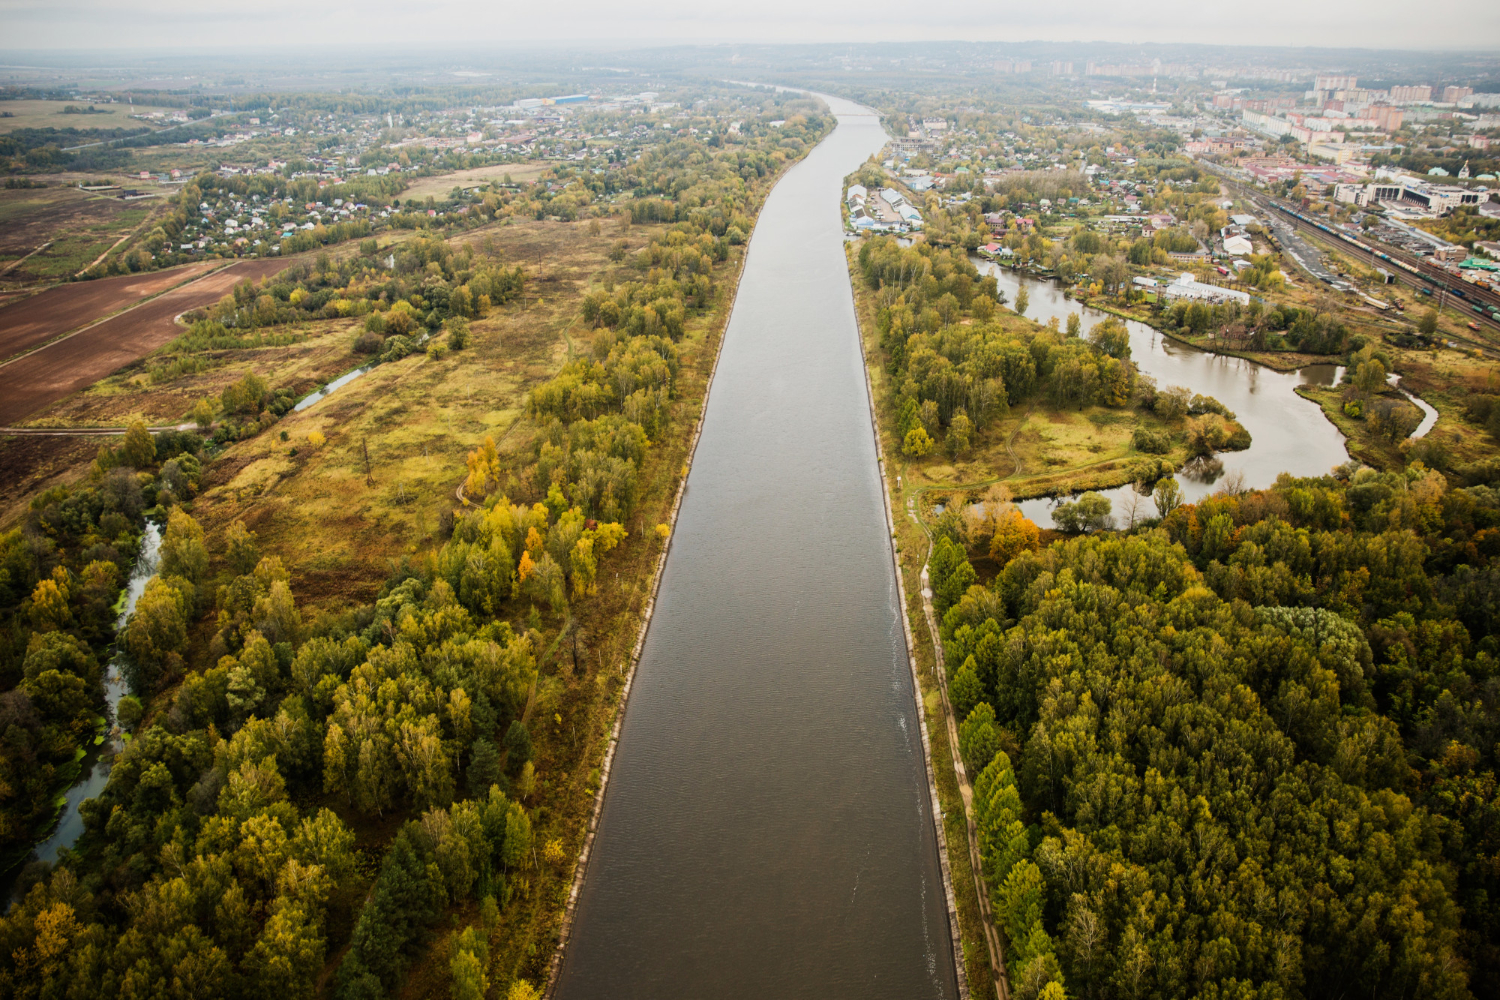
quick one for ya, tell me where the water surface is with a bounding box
[6,521,163,901]
[977,266,1354,527]
[555,99,957,1000]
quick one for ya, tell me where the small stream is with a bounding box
[293,333,429,413]
[1388,372,1439,439]
[972,264,1422,528]
[293,362,375,412]
[21,522,162,876]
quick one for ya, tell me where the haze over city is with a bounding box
[2,0,1497,50]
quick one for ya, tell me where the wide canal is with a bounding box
[554,99,959,998]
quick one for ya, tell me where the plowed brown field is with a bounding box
[0,258,287,426]
[0,262,220,362]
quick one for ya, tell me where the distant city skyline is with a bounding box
[2,0,1498,53]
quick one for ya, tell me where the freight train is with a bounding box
[1273,203,1500,323]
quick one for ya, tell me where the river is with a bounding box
[554,100,959,998]
[31,522,161,867]
[975,265,1356,527]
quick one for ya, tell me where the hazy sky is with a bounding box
[2,0,1497,52]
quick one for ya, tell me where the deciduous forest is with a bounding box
[934,466,1500,1000]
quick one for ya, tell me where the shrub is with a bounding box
[380,335,414,362]
[1131,426,1172,454]
[354,330,383,354]
[447,319,470,350]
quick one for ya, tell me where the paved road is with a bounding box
[1257,201,1353,291]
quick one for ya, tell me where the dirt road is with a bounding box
[0,258,287,426]
[0,262,218,362]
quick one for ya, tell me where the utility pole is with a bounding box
[363,438,374,486]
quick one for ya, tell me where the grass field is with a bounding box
[0,99,182,134]
[399,162,559,203]
[0,185,160,287]
[188,219,682,611]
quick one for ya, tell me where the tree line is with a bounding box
[859,235,1249,467]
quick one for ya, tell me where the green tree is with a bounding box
[468,737,503,797]
[123,576,191,690]
[959,702,1000,776]
[1052,492,1113,533]
[1418,308,1439,338]
[226,520,261,575]
[160,508,209,584]
[450,949,488,1000]
[1088,318,1131,359]
[116,694,143,730]
[244,903,325,999]
[503,720,532,773]
[946,411,973,459]
[502,801,532,872]
[974,751,1028,887]
[1354,357,1388,396]
[120,419,156,469]
[951,663,984,719]
[1152,477,1183,518]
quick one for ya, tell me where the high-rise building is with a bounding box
[1315,75,1357,92]
[1443,86,1474,103]
[1371,105,1405,131]
[1390,85,1432,103]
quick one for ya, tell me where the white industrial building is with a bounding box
[1223,234,1253,256]
[1334,173,1487,215]
[1147,272,1252,305]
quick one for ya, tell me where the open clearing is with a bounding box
[191,218,672,611]
[0,99,182,134]
[398,161,558,202]
[0,258,287,426]
[0,262,219,361]
[0,186,159,286]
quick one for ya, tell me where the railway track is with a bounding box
[1268,202,1500,335]
[1184,164,1500,357]
[1248,201,1500,358]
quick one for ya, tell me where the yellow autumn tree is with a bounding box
[989,509,1041,566]
[464,436,501,501]
[29,574,71,632]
